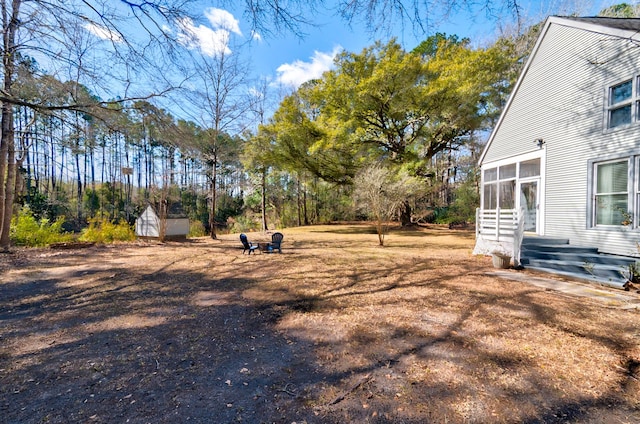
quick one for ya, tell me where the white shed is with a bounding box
[135,204,189,240]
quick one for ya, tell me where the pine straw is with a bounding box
[2,224,640,423]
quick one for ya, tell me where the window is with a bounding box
[499,164,516,179]
[483,166,516,209]
[520,159,541,178]
[482,159,540,210]
[594,160,628,225]
[498,164,516,208]
[588,157,640,228]
[483,184,497,209]
[607,78,640,129]
[499,180,515,208]
[483,168,497,209]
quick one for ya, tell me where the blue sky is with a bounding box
[179,0,613,91]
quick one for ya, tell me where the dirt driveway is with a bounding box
[2,225,640,423]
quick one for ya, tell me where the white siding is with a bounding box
[484,21,640,256]
[135,207,160,237]
[135,205,189,238]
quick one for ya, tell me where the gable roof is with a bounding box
[140,202,188,219]
[563,16,640,32]
[478,16,640,164]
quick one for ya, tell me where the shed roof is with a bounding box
[141,202,188,219]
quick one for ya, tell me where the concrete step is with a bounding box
[522,236,569,246]
[521,250,637,266]
[522,244,599,254]
[523,258,629,282]
[515,265,628,289]
[515,236,640,289]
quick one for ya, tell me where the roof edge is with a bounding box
[479,16,640,165]
[478,16,553,164]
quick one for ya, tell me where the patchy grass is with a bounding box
[1,223,640,423]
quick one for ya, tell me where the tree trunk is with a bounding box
[0,90,16,249]
[209,160,217,239]
[376,219,385,246]
[400,200,412,226]
[296,177,302,227]
[261,168,268,232]
[75,150,82,222]
[0,0,21,250]
[32,126,38,191]
[303,184,309,226]
[158,199,167,242]
[0,105,9,249]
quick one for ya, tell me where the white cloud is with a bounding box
[251,30,262,42]
[275,46,342,88]
[204,8,242,35]
[176,16,232,57]
[177,8,242,57]
[248,87,264,99]
[84,23,123,43]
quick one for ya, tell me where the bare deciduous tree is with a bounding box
[0,0,193,249]
[354,164,423,246]
[179,29,251,239]
[227,0,526,37]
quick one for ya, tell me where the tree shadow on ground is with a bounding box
[1,235,639,423]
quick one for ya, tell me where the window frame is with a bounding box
[606,76,640,130]
[592,158,630,227]
[587,155,639,229]
[482,158,541,211]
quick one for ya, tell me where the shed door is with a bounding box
[519,179,539,233]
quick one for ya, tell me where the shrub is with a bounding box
[227,214,259,233]
[189,221,207,237]
[448,179,479,224]
[78,218,136,243]
[10,207,74,247]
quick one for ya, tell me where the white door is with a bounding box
[519,179,539,233]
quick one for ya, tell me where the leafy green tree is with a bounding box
[598,3,640,17]
[263,92,359,185]
[83,188,100,218]
[268,37,514,225]
[412,33,469,58]
[320,41,430,164]
[10,206,73,247]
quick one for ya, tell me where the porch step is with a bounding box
[523,264,628,288]
[520,236,637,289]
[520,249,635,265]
[524,259,629,286]
[522,237,570,246]
[522,244,599,255]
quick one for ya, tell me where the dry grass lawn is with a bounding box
[2,223,640,423]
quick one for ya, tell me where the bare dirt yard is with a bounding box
[2,224,640,423]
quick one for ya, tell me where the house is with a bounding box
[135,203,190,240]
[475,16,640,286]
